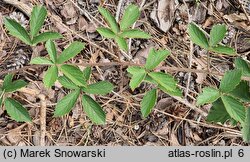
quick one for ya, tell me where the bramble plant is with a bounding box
[0,74,31,122]
[30,40,85,88]
[97,4,151,51]
[188,22,236,55]
[188,23,250,142]
[2,4,250,143]
[55,68,114,124]
[4,5,62,46]
[127,48,182,118]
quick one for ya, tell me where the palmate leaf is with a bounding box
[82,95,106,124]
[83,81,114,95]
[97,27,116,38]
[127,66,146,90]
[58,76,79,90]
[43,65,58,88]
[32,32,62,46]
[4,80,27,93]
[2,74,27,92]
[219,69,242,93]
[229,81,250,102]
[209,24,227,47]
[145,48,170,70]
[148,72,179,94]
[57,41,85,64]
[242,108,250,142]
[53,89,80,117]
[120,4,140,31]
[30,5,47,37]
[207,99,233,124]
[187,22,209,49]
[3,74,13,88]
[4,18,32,45]
[196,87,220,106]
[221,95,246,124]
[30,57,54,65]
[83,67,91,81]
[98,7,119,33]
[141,89,157,118]
[45,40,57,63]
[4,98,31,122]
[115,36,128,51]
[158,85,182,97]
[234,58,250,77]
[120,29,151,39]
[210,45,236,55]
[144,75,158,84]
[60,65,86,87]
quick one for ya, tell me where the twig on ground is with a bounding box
[115,0,124,21]
[38,94,46,146]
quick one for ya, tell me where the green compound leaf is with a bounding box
[235,58,250,77]
[115,36,128,52]
[57,41,85,64]
[2,74,27,93]
[210,45,236,55]
[32,32,62,46]
[148,72,180,95]
[30,5,47,37]
[242,108,250,142]
[3,74,14,88]
[54,89,80,117]
[58,76,79,90]
[98,6,119,33]
[43,65,58,88]
[45,40,57,63]
[82,94,106,125]
[229,81,250,102]
[145,48,170,70]
[83,67,91,81]
[158,84,182,97]
[4,98,31,122]
[209,24,227,47]
[120,29,151,39]
[60,64,86,87]
[219,69,242,93]
[4,80,27,93]
[144,75,158,84]
[30,57,54,65]
[207,99,233,124]
[196,87,220,106]
[97,27,116,38]
[187,22,209,49]
[221,95,246,124]
[4,18,32,45]
[127,66,146,90]
[120,4,140,31]
[83,81,114,95]
[141,89,157,118]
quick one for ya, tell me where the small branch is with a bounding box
[38,94,47,146]
[172,96,207,117]
[115,0,124,21]
[238,0,250,23]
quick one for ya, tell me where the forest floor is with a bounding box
[0,0,249,146]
